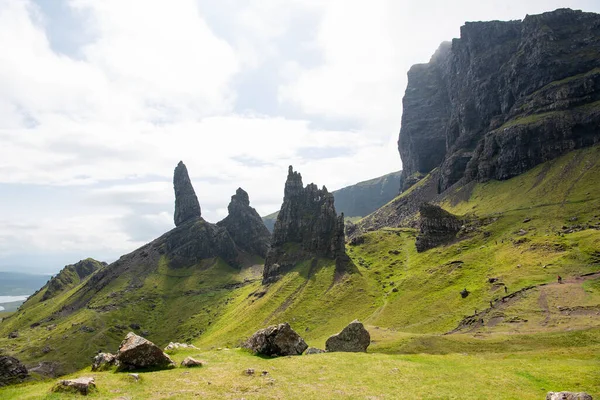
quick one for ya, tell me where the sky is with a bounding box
[1,0,600,274]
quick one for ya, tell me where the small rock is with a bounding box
[8,331,18,339]
[181,357,204,368]
[164,342,198,351]
[129,323,141,330]
[91,352,117,372]
[52,377,96,395]
[244,368,255,376]
[261,370,269,376]
[392,287,399,293]
[460,288,470,298]
[325,320,370,352]
[523,218,532,223]
[128,373,140,382]
[42,346,52,354]
[305,347,326,355]
[546,392,593,400]
[488,277,499,283]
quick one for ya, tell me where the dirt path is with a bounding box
[446,271,600,334]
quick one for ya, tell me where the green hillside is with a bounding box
[1,146,599,398]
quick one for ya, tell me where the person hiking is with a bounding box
[558,275,563,284]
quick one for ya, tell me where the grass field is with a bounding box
[1,146,599,399]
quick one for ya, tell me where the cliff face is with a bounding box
[415,204,462,252]
[399,8,600,192]
[263,167,348,283]
[217,188,271,258]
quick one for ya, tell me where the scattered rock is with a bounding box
[91,352,117,372]
[7,331,18,339]
[488,277,499,283]
[325,320,370,352]
[128,373,140,382]
[129,323,141,330]
[305,347,326,355]
[546,392,593,400]
[52,377,96,395]
[80,325,95,333]
[164,342,198,351]
[42,346,52,354]
[460,288,470,298]
[116,332,175,371]
[0,356,28,387]
[181,357,204,368]
[244,368,255,376]
[261,370,269,376]
[243,322,308,357]
[523,218,532,223]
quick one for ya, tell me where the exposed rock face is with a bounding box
[399,9,600,193]
[243,322,308,357]
[546,392,593,400]
[116,332,175,371]
[173,161,202,226]
[263,166,349,283]
[52,377,96,395]
[0,356,28,387]
[91,352,116,372]
[41,258,105,302]
[325,320,370,352]
[164,342,198,351]
[217,188,271,258]
[415,203,462,252]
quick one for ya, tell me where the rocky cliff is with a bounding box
[39,259,106,302]
[173,161,202,227]
[262,170,402,232]
[414,203,462,252]
[399,8,600,192]
[217,188,271,258]
[263,167,349,283]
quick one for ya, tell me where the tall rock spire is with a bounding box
[173,161,201,226]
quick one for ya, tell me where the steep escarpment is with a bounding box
[399,8,600,193]
[217,188,271,258]
[263,166,349,283]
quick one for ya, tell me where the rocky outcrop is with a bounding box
[243,322,308,357]
[52,377,96,395]
[399,9,600,193]
[546,392,593,400]
[0,356,28,387]
[41,258,105,302]
[305,347,326,355]
[91,352,116,372]
[217,188,271,258]
[181,357,204,367]
[173,161,202,226]
[415,203,462,252]
[164,342,198,351]
[116,332,175,371]
[325,320,370,352]
[263,166,349,283]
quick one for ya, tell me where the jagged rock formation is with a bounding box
[415,203,462,252]
[217,188,271,258]
[263,166,349,283]
[173,161,202,226]
[40,259,106,302]
[399,8,600,192]
[263,170,402,232]
[0,355,28,387]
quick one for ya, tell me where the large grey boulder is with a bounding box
[116,332,175,371]
[325,320,370,352]
[547,392,593,400]
[0,356,28,387]
[243,322,308,357]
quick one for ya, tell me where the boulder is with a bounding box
[243,322,308,357]
[0,356,28,387]
[325,320,370,352]
[91,352,117,372]
[305,347,326,355]
[116,332,175,371]
[181,357,204,368]
[7,331,18,339]
[546,392,593,400]
[52,377,96,395]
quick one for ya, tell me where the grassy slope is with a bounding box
[1,146,600,398]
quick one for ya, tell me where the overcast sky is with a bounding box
[1,0,599,273]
